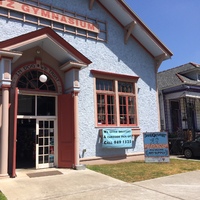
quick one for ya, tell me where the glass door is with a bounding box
[36,119,55,169]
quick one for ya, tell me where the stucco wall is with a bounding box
[0,0,159,159]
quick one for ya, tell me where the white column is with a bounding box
[0,86,9,177]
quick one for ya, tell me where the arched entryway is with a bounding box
[12,62,62,170]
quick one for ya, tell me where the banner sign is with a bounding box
[143,132,169,162]
[0,0,100,33]
[102,128,132,148]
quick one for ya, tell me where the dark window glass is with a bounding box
[17,70,56,92]
[118,81,134,93]
[18,95,35,115]
[96,79,113,91]
[37,96,55,116]
[97,94,115,125]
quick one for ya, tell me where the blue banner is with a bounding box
[102,128,132,148]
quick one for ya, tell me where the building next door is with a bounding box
[16,94,56,169]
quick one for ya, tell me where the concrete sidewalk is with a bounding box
[1,167,200,200]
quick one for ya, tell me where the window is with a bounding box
[96,79,116,125]
[17,70,56,91]
[18,95,55,116]
[118,81,136,125]
[93,71,138,127]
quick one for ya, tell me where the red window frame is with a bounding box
[119,95,137,126]
[92,70,139,127]
[96,79,116,126]
[118,80,137,126]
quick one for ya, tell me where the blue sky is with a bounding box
[124,0,200,72]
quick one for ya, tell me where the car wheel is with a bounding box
[184,148,193,159]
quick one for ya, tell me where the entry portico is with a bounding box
[0,28,91,177]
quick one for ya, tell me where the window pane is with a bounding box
[118,81,134,93]
[97,94,106,124]
[129,115,135,124]
[119,96,136,125]
[18,95,35,115]
[96,79,113,91]
[107,95,115,124]
[119,96,127,124]
[37,96,55,116]
[128,97,134,114]
[128,97,135,124]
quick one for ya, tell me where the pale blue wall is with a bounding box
[0,0,159,159]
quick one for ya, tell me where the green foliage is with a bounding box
[87,159,200,182]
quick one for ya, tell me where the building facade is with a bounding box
[0,0,172,178]
[158,63,200,154]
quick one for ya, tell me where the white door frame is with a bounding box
[35,118,56,169]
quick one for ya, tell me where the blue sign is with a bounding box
[102,128,132,148]
[143,132,169,162]
[145,148,169,157]
[144,132,168,145]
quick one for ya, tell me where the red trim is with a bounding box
[176,73,185,83]
[96,93,116,126]
[0,56,13,60]
[119,95,137,126]
[1,85,11,89]
[91,69,139,81]
[0,27,92,65]
[190,62,200,68]
[11,87,18,178]
[58,94,75,168]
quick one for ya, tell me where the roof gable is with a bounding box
[157,63,200,90]
[0,27,92,65]
[97,0,173,61]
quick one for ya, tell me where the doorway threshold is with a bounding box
[15,167,59,178]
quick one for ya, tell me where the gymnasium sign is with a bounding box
[102,128,132,148]
[0,0,100,33]
[143,132,169,163]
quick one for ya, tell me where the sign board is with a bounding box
[143,132,169,162]
[102,128,132,148]
[0,0,100,33]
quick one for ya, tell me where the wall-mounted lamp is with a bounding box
[39,74,47,83]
